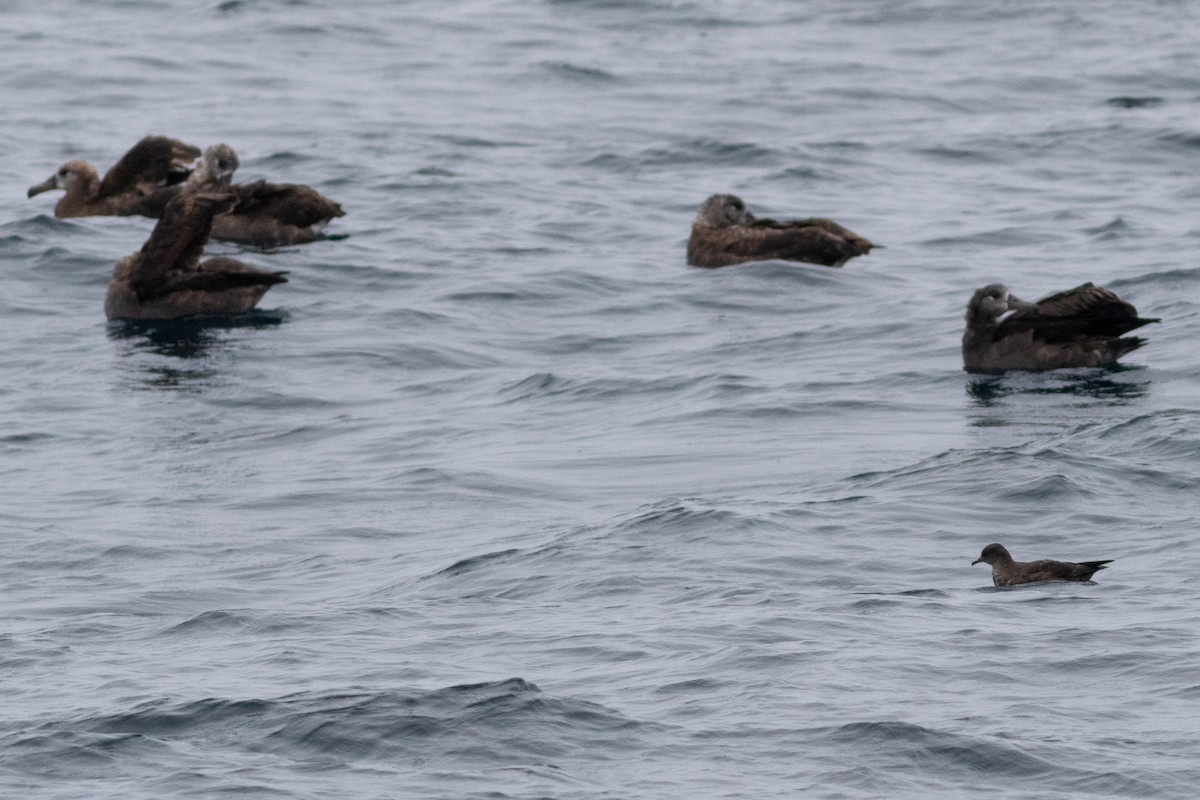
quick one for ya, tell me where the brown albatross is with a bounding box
[686,194,874,268]
[27,136,199,218]
[177,143,346,247]
[962,282,1158,373]
[105,192,287,321]
[972,543,1112,587]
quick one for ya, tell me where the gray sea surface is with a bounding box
[3,0,1200,797]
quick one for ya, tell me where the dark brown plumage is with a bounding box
[105,192,287,321]
[175,143,345,247]
[27,136,199,218]
[686,194,874,268]
[962,282,1158,373]
[972,543,1112,587]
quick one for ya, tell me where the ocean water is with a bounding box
[3,0,1200,797]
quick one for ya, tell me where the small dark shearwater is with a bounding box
[686,194,874,268]
[972,543,1112,587]
[174,143,346,247]
[962,282,1158,373]
[27,136,200,218]
[105,192,287,321]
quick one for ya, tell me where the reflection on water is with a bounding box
[108,310,289,356]
[108,310,288,388]
[966,365,1150,408]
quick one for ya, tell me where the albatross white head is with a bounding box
[695,194,755,227]
[188,143,240,188]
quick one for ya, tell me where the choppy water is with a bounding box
[4,1,1200,797]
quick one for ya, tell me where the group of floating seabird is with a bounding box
[28,135,344,320]
[687,193,1153,587]
[686,193,1158,376]
[24,150,1139,584]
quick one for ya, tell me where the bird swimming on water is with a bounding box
[962,282,1157,373]
[172,142,346,247]
[27,136,199,218]
[686,194,874,268]
[105,191,287,321]
[972,543,1112,587]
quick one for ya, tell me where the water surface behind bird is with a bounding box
[3,1,1199,797]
